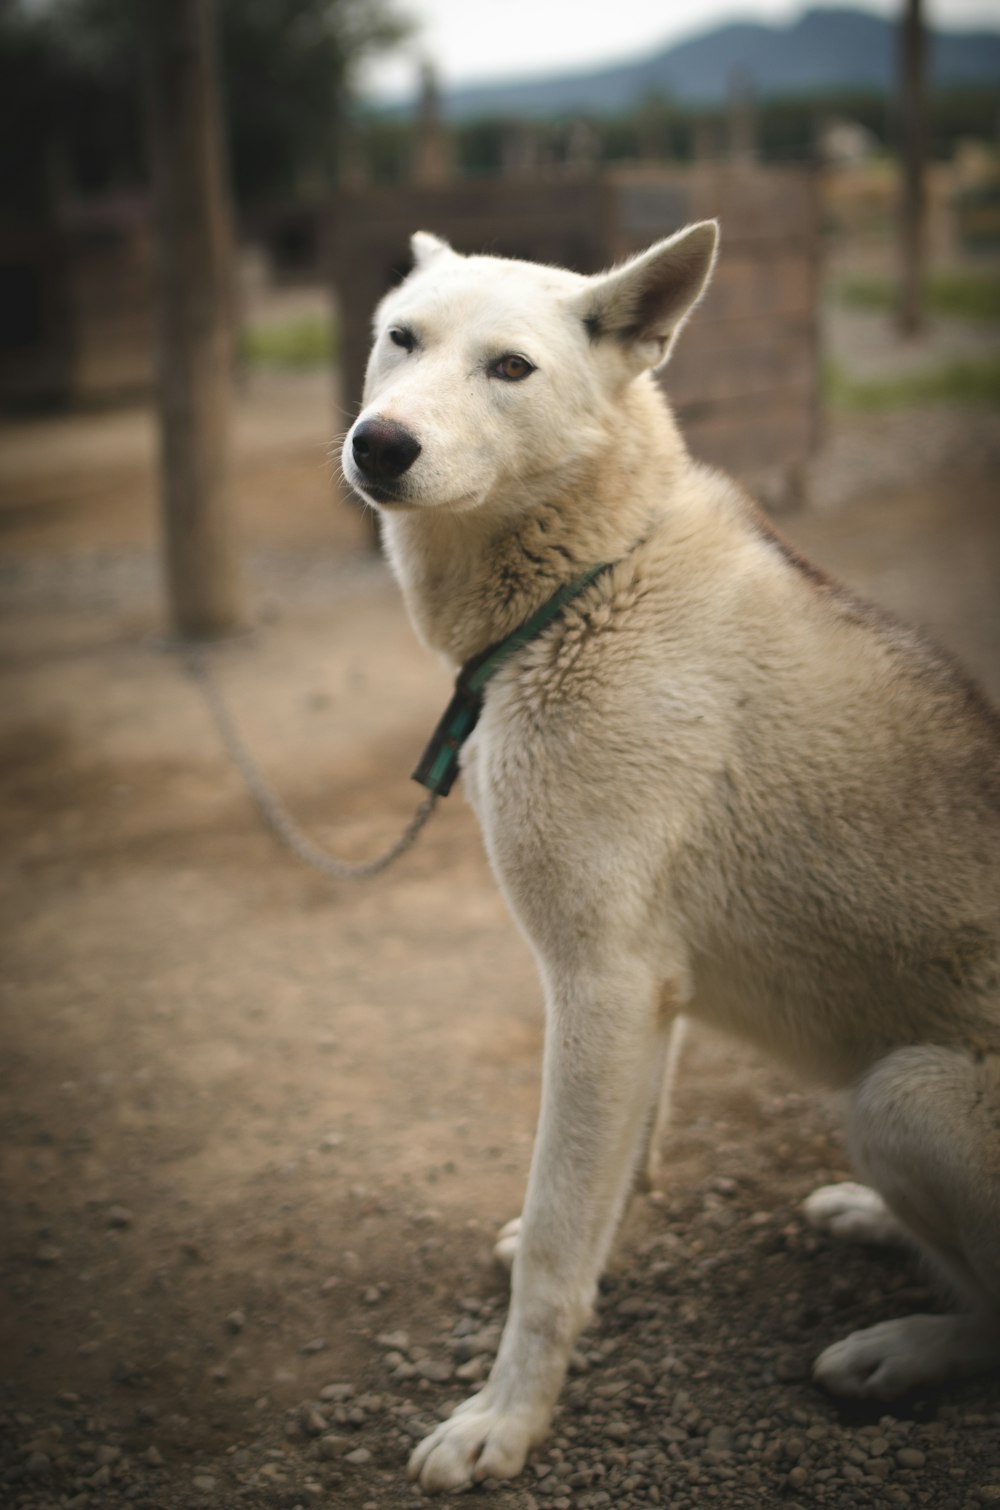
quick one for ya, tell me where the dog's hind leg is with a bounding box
[636,1012,689,1193]
[803,1182,909,1247]
[814,1044,1000,1400]
[410,959,674,1492]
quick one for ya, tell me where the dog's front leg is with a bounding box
[409,961,665,1493]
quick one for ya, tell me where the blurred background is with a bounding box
[1,1,998,559]
[2,5,1000,1508]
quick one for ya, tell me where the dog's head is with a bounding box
[341,221,718,515]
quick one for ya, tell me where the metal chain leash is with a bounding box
[184,644,438,881]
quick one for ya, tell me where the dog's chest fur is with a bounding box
[400,460,1000,1087]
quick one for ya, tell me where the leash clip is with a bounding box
[411,681,484,796]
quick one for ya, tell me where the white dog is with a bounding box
[342,224,1000,1494]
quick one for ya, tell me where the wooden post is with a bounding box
[413,61,454,186]
[896,0,926,337]
[727,67,757,165]
[144,0,243,637]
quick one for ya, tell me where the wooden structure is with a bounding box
[143,0,243,639]
[330,165,821,505]
[0,201,155,410]
[896,0,927,336]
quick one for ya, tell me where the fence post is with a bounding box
[144,0,243,637]
[896,0,926,337]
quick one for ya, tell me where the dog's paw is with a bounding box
[813,1314,989,1399]
[407,1392,536,1493]
[803,1182,905,1247]
[493,1216,521,1273]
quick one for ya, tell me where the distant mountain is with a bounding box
[431,7,1000,119]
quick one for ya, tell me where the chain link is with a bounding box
[184,644,438,881]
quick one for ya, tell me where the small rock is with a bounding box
[144,1446,164,1466]
[377,1330,410,1351]
[34,1243,62,1266]
[95,1445,121,1466]
[317,1434,354,1460]
[344,1447,371,1465]
[415,1358,452,1383]
[29,1425,62,1454]
[25,1452,50,1477]
[455,1355,489,1383]
[107,1206,133,1228]
[300,1337,327,1354]
[225,1310,245,1334]
[193,1473,216,1492]
[300,1407,328,1436]
[319,1383,354,1401]
[895,1447,926,1469]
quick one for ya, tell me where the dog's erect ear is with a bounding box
[410,230,455,269]
[581,220,719,369]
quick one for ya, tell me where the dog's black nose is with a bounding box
[352,418,421,482]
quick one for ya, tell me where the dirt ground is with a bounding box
[1,339,1000,1510]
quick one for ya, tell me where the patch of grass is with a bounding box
[239,314,336,369]
[835,269,1000,322]
[825,352,1000,411]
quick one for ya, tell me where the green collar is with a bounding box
[412,561,612,796]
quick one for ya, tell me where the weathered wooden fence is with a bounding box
[0,202,154,410]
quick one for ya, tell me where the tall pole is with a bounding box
[144,0,243,637]
[896,0,927,337]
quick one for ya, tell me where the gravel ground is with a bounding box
[4,1153,1000,1510]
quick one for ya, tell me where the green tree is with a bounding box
[0,0,409,216]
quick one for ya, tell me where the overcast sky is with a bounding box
[359,0,1000,100]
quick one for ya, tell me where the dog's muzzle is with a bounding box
[351,418,421,493]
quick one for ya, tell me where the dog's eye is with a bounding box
[490,354,535,382]
[388,327,415,352]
